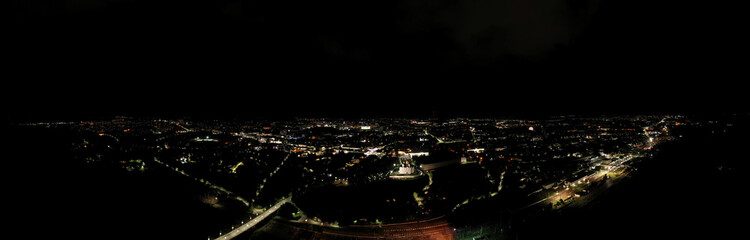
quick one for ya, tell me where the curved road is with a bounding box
[213,197,292,240]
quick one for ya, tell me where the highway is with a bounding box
[213,197,292,240]
[516,155,635,212]
[262,215,455,239]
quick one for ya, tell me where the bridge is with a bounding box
[213,196,294,240]
[213,151,296,239]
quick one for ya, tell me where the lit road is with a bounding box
[255,152,292,199]
[213,197,292,240]
[152,157,250,206]
[266,215,455,239]
[424,129,445,144]
[516,155,634,212]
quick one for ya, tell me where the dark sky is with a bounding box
[6,0,748,120]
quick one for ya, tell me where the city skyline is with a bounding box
[8,114,747,240]
[6,1,747,239]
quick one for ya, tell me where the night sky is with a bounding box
[7,0,748,120]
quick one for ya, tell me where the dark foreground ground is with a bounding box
[4,126,245,240]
